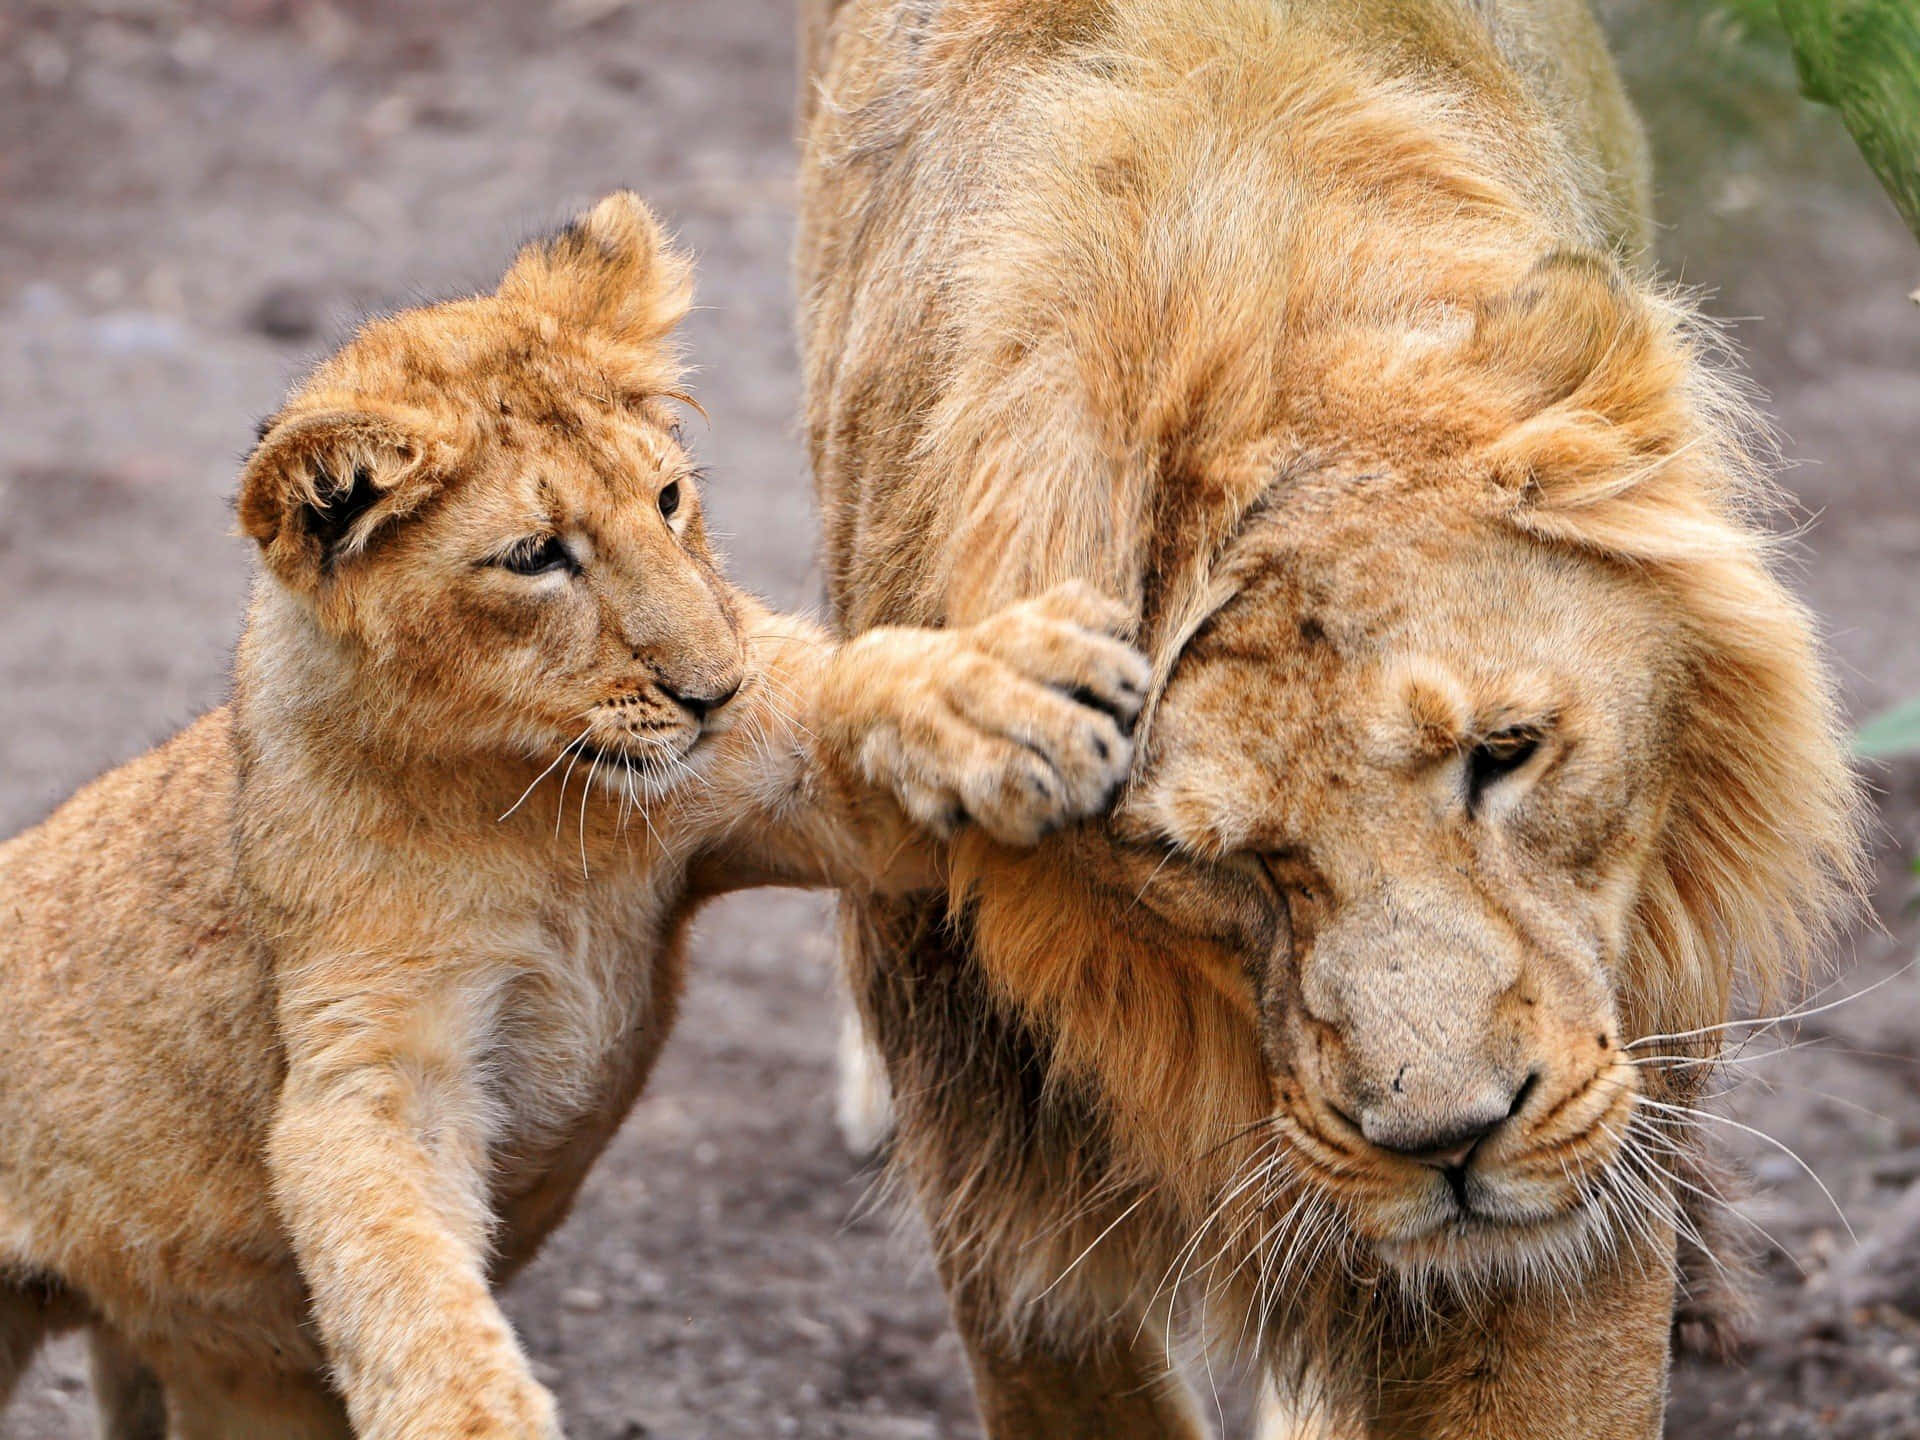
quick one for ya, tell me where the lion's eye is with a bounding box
[658,481,681,520]
[1466,728,1542,812]
[1257,849,1321,900]
[497,535,575,577]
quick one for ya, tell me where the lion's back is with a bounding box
[799,0,1650,629]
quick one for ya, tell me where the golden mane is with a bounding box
[883,0,1862,1159]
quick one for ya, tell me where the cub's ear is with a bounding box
[1469,249,1690,495]
[497,190,693,350]
[237,407,441,589]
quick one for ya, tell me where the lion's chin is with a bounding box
[1370,1202,1607,1287]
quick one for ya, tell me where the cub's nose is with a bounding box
[1357,1073,1535,1170]
[659,676,742,721]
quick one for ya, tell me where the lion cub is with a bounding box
[0,192,1147,1439]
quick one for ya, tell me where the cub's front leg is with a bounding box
[267,959,560,1440]
[816,581,1150,846]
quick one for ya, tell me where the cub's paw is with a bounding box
[838,582,1150,847]
[416,1364,564,1440]
[460,1390,565,1440]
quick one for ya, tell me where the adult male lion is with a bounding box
[796,1,1863,1434]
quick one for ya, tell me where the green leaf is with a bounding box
[1775,0,1920,240]
[1720,0,1791,34]
[1857,694,1920,758]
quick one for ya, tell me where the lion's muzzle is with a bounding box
[1268,872,1635,1262]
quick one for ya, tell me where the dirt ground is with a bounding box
[1,2,1916,1436]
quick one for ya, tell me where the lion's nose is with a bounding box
[1357,1072,1536,1170]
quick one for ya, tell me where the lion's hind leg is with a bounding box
[834,997,894,1157]
[1,1271,92,1410]
[1,1281,168,1440]
[1254,1376,1361,1440]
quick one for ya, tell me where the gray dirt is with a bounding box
[2,2,1916,1436]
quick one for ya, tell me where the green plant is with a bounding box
[1765,5,1920,765]
[1776,0,1920,240]
[1857,695,1920,759]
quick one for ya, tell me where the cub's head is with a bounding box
[238,193,742,791]
[1115,253,1864,1280]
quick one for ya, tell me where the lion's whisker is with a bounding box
[1595,1122,1697,1266]
[1634,1096,1854,1241]
[1135,1146,1276,1349]
[1033,1191,1153,1302]
[1129,845,1178,912]
[1624,1042,1811,1070]
[1619,1116,1808,1278]
[1625,958,1915,1052]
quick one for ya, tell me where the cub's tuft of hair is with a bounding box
[498,190,694,355]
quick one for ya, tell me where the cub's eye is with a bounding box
[1466,727,1542,812]
[657,481,682,520]
[497,535,574,578]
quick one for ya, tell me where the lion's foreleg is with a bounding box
[1365,1223,1676,1440]
[938,1259,1208,1440]
[0,1279,53,1408]
[87,1326,167,1440]
[954,1317,1209,1440]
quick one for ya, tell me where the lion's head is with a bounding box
[1132,254,1862,1284]
[936,241,1863,1304]
[235,193,743,795]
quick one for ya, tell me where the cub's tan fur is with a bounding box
[799,2,1863,1435]
[0,192,1148,1438]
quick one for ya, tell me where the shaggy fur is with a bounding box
[0,192,1150,1438]
[798,2,1864,1434]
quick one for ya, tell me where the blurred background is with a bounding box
[1,1,1915,1435]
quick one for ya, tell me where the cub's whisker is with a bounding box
[554,738,591,842]
[499,724,594,822]
[578,751,603,879]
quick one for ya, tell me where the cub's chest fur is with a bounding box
[483,862,689,1175]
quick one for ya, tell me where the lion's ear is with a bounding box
[1469,251,1646,408]
[497,191,693,349]
[237,406,440,590]
[1469,250,1689,495]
